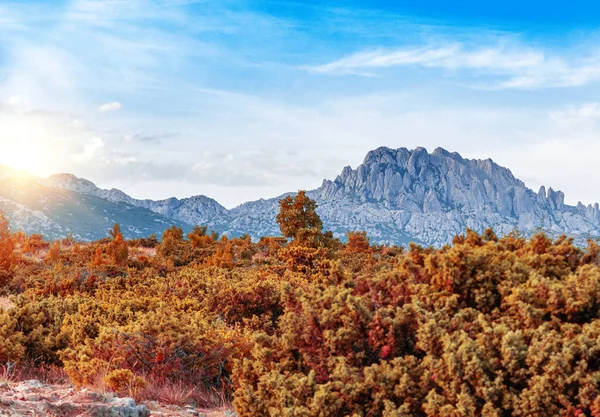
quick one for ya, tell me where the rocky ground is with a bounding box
[0,379,237,417]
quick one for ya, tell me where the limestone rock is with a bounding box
[14,380,45,392]
[216,146,600,246]
[8,146,600,246]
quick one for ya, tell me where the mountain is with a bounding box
[43,174,227,227]
[316,146,600,245]
[206,146,600,246]
[0,168,189,241]
[3,146,600,245]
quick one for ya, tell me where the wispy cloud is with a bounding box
[549,102,600,126]
[99,101,122,112]
[309,44,543,74]
[309,41,600,89]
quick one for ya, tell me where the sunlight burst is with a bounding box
[0,112,66,177]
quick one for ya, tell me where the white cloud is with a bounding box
[84,136,104,156]
[549,103,600,124]
[98,101,122,112]
[309,42,600,89]
[310,44,544,75]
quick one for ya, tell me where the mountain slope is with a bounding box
[213,146,600,246]
[43,174,227,228]
[7,146,600,245]
[0,169,191,241]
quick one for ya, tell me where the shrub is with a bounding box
[232,232,600,416]
[0,310,25,363]
[2,203,600,416]
[105,368,147,399]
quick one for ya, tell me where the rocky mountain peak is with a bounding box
[538,185,547,199]
[324,146,525,212]
[3,146,600,246]
[43,173,100,194]
[306,146,600,246]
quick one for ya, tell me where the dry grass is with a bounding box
[70,369,229,409]
[0,362,20,383]
[139,378,228,408]
[19,364,69,385]
[0,363,69,385]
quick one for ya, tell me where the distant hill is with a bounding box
[3,146,600,245]
[0,168,187,241]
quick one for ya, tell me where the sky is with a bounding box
[2,1,600,208]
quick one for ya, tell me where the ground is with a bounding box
[0,379,236,417]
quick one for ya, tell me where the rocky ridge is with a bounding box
[310,146,600,245]
[43,174,226,227]
[205,146,600,246]
[4,146,600,246]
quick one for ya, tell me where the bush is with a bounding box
[0,310,25,363]
[105,369,146,399]
[232,232,600,416]
[2,198,600,416]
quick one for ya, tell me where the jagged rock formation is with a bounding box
[311,146,600,245]
[208,146,600,246]
[3,146,600,245]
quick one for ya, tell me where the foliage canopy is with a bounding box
[0,201,600,416]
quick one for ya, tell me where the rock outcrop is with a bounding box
[0,380,150,416]
[4,146,600,246]
[213,146,600,246]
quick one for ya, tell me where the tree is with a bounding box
[157,225,188,266]
[345,231,371,254]
[109,223,123,240]
[205,236,234,268]
[187,226,212,249]
[107,223,129,267]
[276,191,323,246]
[188,225,208,239]
[0,212,15,286]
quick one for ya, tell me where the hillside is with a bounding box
[0,168,190,241]
[4,147,600,245]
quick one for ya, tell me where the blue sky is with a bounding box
[2,0,600,207]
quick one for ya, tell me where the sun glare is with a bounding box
[0,114,64,177]
[0,141,48,177]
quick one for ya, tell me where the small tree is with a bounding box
[345,231,371,254]
[276,191,323,246]
[107,223,129,267]
[45,241,61,263]
[187,226,212,249]
[157,225,188,266]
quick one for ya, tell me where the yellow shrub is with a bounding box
[0,310,25,363]
[105,369,147,399]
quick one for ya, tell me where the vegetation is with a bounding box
[1,194,600,416]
